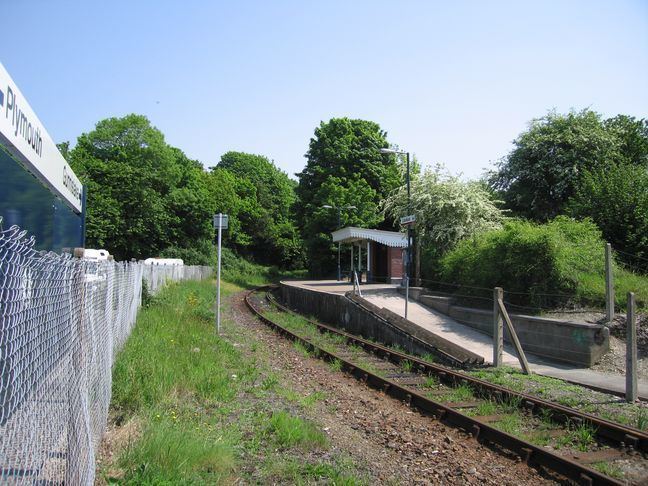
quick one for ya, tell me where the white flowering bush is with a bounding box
[382,165,504,255]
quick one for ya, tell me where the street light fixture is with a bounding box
[380,147,413,319]
[322,204,356,281]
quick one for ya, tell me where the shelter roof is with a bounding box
[331,227,407,248]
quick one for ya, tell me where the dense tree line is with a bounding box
[490,110,647,268]
[66,114,302,267]
[63,109,646,278]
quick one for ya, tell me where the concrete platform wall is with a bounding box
[408,292,609,367]
[279,283,475,366]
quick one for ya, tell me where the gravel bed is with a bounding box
[232,291,560,485]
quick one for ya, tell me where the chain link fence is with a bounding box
[142,263,213,295]
[0,224,212,484]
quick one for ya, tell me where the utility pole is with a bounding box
[381,148,414,320]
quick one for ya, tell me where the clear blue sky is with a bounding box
[2,0,646,179]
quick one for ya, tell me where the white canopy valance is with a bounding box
[331,226,407,248]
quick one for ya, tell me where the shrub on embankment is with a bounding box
[438,217,647,312]
[221,247,306,287]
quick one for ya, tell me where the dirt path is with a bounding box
[226,291,560,485]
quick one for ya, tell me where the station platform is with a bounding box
[280,280,648,400]
[281,279,397,295]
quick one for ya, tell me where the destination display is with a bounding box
[0,62,82,213]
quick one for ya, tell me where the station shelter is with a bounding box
[331,227,407,284]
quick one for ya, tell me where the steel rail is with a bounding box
[264,288,648,454]
[246,286,627,486]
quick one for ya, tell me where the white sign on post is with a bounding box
[213,214,229,229]
[0,62,83,213]
[400,214,416,225]
[214,213,228,334]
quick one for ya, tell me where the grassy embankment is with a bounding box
[101,274,364,484]
[439,218,648,312]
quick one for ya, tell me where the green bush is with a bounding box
[569,163,648,270]
[438,217,646,310]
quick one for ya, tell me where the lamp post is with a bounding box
[322,204,356,281]
[380,147,412,319]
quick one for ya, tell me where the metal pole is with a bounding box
[80,184,87,248]
[626,292,637,402]
[337,208,341,281]
[405,152,411,320]
[216,214,223,334]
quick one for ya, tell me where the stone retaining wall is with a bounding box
[279,282,482,366]
[402,290,609,367]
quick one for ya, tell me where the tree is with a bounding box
[383,165,504,257]
[569,164,648,270]
[214,151,303,268]
[296,118,401,275]
[69,114,213,262]
[490,110,646,221]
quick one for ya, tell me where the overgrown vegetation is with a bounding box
[64,109,647,311]
[438,217,647,310]
[468,366,648,431]
[106,279,365,484]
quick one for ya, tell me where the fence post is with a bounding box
[626,292,638,402]
[498,298,531,374]
[493,287,503,367]
[67,262,91,485]
[605,243,615,322]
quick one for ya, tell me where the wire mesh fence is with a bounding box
[142,263,213,294]
[0,224,212,484]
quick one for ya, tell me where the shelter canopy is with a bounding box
[331,227,407,248]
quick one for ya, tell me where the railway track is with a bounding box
[245,286,648,485]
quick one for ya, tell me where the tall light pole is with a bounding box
[322,204,356,281]
[380,147,412,319]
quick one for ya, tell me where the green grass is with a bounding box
[267,411,327,449]
[119,420,235,484]
[571,423,597,452]
[439,383,474,402]
[111,280,245,413]
[473,400,498,416]
[554,422,597,452]
[105,279,366,484]
[400,359,414,372]
[330,358,343,372]
[578,267,648,310]
[591,461,624,480]
[263,457,366,485]
[636,408,648,430]
[423,376,438,388]
[493,413,524,435]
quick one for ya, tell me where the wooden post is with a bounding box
[605,243,615,322]
[498,299,532,374]
[626,292,638,402]
[493,287,503,367]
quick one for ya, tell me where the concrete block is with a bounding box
[415,295,609,367]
